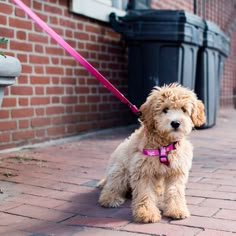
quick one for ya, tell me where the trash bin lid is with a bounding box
[110,10,204,45]
[204,20,230,57]
[121,9,205,27]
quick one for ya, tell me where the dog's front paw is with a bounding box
[163,207,190,220]
[133,206,161,223]
[99,194,125,208]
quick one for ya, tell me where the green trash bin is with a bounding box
[195,20,230,129]
[110,10,205,108]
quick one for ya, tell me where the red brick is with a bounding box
[16,31,27,40]
[12,130,34,140]
[11,108,34,118]
[86,43,100,51]
[0,121,17,131]
[75,87,89,94]
[0,202,22,212]
[46,106,64,115]
[31,97,50,106]
[47,126,65,136]
[46,87,64,95]
[1,98,16,107]
[21,64,33,74]
[61,77,76,85]
[17,75,28,84]
[18,98,29,106]
[186,196,205,205]
[187,182,219,191]
[34,66,44,74]
[46,46,64,55]
[0,3,13,14]
[33,1,43,10]
[52,97,60,103]
[0,15,7,26]
[36,129,46,137]
[87,95,101,103]
[0,143,16,150]
[19,119,29,129]
[201,198,236,210]
[172,215,236,232]
[15,53,27,63]
[64,216,129,228]
[28,33,49,44]
[61,96,77,104]
[44,4,63,15]
[197,229,236,236]
[31,76,50,84]
[10,41,33,52]
[49,16,59,25]
[7,205,73,222]
[61,115,78,124]
[31,117,51,127]
[0,110,9,119]
[35,108,45,116]
[0,212,26,226]
[51,57,59,65]
[0,133,10,142]
[186,189,236,200]
[46,66,64,75]
[214,209,236,221]
[200,177,236,186]
[189,205,219,217]
[217,185,236,193]
[122,222,200,236]
[10,86,33,95]
[9,193,66,208]
[85,25,100,34]
[29,54,49,64]
[75,105,90,112]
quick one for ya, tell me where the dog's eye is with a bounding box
[181,107,187,113]
[163,108,169,114]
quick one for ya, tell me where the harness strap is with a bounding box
[143,142,178,166]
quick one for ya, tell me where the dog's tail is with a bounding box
[96,177,107,189]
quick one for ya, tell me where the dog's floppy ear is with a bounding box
[139,87,162,130]
[139,100,155,130]
[191,99,206,127]
[139,88,160,130]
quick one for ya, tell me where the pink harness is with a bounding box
[143,142,178,166]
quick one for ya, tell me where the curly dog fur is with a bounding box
[98,83,206,223]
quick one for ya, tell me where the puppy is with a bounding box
[98,83,206,223]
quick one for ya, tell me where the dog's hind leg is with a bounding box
[96,177,107,189]
[98,165,129,208]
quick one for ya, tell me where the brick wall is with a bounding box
[0,0,133,149]
[0,0,235,150]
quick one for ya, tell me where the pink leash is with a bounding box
[12,0,140,115]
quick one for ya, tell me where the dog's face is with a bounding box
[140,83,206,142]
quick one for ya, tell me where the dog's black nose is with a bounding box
[171,120,181,129]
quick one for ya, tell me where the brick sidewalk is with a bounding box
[0,109,236,236]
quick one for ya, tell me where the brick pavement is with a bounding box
[0,109,236,236]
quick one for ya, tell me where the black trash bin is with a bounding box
[110,10,205,108]
[195,20,230,129]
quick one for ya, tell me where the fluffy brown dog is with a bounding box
[98,83,206,223]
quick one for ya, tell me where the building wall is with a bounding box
[0,0,235,149]
[0,0,133,149]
